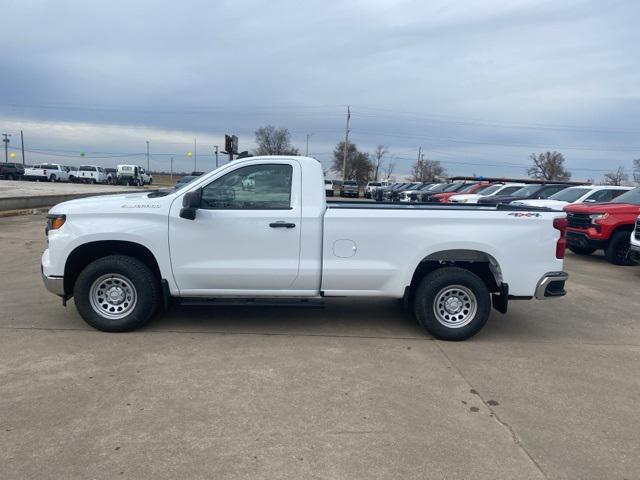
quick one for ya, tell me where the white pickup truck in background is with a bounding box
[77,165,109,184]
[41,156,568,341]
[24,163,71,182]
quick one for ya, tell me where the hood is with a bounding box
[49,191,169,215]
[511,199,568,210]
[564,202,640,214]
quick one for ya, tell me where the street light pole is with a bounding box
[342,106,350,180]
[146,141,150,170]
[20,131,25,165]
[2,133,11,163]
[214,145,219,168]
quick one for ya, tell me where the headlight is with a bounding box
[458,199,468,203]
[45,214,66,236]
[589,213,608,223]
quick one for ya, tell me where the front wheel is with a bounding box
[49,174,57,182]
[569,246,596,256]
[605,231,634,266]
[413,267,491,341]
[73,255,160,331]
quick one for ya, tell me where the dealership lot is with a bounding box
[1,213,639,479]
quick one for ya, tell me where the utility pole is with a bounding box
[342,106,350,180]
[20,131,25,165]
[146,141,150,170]
[305,133,313,156]
[2,133,10,163]
[214,145,219,168]
[170,157,174,182]
[193,138,197,172]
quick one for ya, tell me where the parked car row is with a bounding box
[0,162,152,186]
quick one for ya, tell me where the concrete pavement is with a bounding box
[1,213,639,479]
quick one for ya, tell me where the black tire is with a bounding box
[49,174,57,182]
[73,255,160,332]
[568,246,596,256]
[413,267,491,341]
[605,230,634,266]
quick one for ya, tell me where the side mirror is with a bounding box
[584,199,596,203]
[180,189,201,220]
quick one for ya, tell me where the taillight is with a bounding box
[553,217,567,259]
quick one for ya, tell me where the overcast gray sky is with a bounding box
[1,0,639,180]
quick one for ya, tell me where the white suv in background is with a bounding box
[511,185,632,209]
[450,183,525,203]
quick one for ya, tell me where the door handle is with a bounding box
[269,221,296,228]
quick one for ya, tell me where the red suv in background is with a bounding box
[432,182,490,203]
[564,187,640,265]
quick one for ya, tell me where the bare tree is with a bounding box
[527,151,571,181]
[410,158,446,182]
[602,166,628,186]
[382,156,396,179]
[253,125,299,156]
[372,145,388,181]
[331,142,373,183]
[633,158,640,184]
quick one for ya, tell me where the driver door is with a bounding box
[168,160,302,294]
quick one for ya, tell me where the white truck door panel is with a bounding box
[169,161,302,293]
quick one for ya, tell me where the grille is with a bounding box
[567,213,591,229]
[635,217,640,240]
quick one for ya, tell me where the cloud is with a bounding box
[1,0,639,178]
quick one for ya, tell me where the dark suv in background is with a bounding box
[0,162,25,180]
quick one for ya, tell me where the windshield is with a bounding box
[368,182,381,186]
[458,184,480,194]
[612,187,640,204]
[476,184,503,195]
[79,166,96,171]
[510,184,541,197]
[324,179,332,184]
[443,183,464,192]
[549,187,591,202]
[343,181,357,185]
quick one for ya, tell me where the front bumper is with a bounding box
[41,265,65,296]
[630,244,640,265]
[534,272,568,300]
[566,231,607,250]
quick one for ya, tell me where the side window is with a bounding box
[539,186,564,199]
[586,190,613,203]
[201,164,293,210]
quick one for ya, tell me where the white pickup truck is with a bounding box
[41,156,568,340]
[24,163,71,182]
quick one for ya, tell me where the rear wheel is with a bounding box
[73,255,160,331]
[49,174,57,182]
[605,231,634,266]
[568,246,596,256]
[413,267,491,341]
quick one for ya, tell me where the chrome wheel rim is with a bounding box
[433,285,477,328]
[89,274,137,320]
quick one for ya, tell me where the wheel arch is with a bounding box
[64,240,162,294]
[408,249,503,297]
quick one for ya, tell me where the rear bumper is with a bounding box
[41,266,65,296]
[566,231,607,250]
[534,272,568,300]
